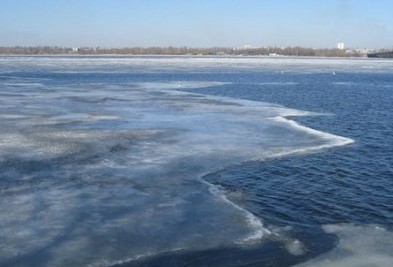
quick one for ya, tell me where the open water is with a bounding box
[0,56,392,266]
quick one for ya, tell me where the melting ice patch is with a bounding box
[0,69,355,266]
[296,224,393,267]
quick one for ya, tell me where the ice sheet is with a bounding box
[0,56,358,266]
[1,55,393,74]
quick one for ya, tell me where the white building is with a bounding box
[337,42,345,50]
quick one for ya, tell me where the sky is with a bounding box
[1,0,393,49]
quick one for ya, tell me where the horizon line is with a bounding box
[0,45,387,49]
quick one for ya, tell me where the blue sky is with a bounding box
[1,0,393,48]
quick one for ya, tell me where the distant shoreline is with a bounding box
[0,54,371,59]
[0,46,379,57]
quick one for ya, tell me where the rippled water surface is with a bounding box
[0,56,392,267]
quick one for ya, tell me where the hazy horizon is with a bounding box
[1,0,393,49]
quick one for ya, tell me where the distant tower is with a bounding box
[337,42,345,50]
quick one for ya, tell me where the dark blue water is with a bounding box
[1,56,392,267]
[188,72,393,228]
[156,68,393,266]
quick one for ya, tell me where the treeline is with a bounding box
[0,46,368,57]
[367,50,393,58]
[0,46,72,55]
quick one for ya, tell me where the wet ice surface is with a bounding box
[0,56,391,266]
[296,224,393,267]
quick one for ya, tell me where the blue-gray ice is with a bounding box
[0,56,357,266]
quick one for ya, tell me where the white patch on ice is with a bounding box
[272,116,354,150]
[285,239,306,256]
[296,224,393,267]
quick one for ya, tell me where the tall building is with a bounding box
[337,42,345,50]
